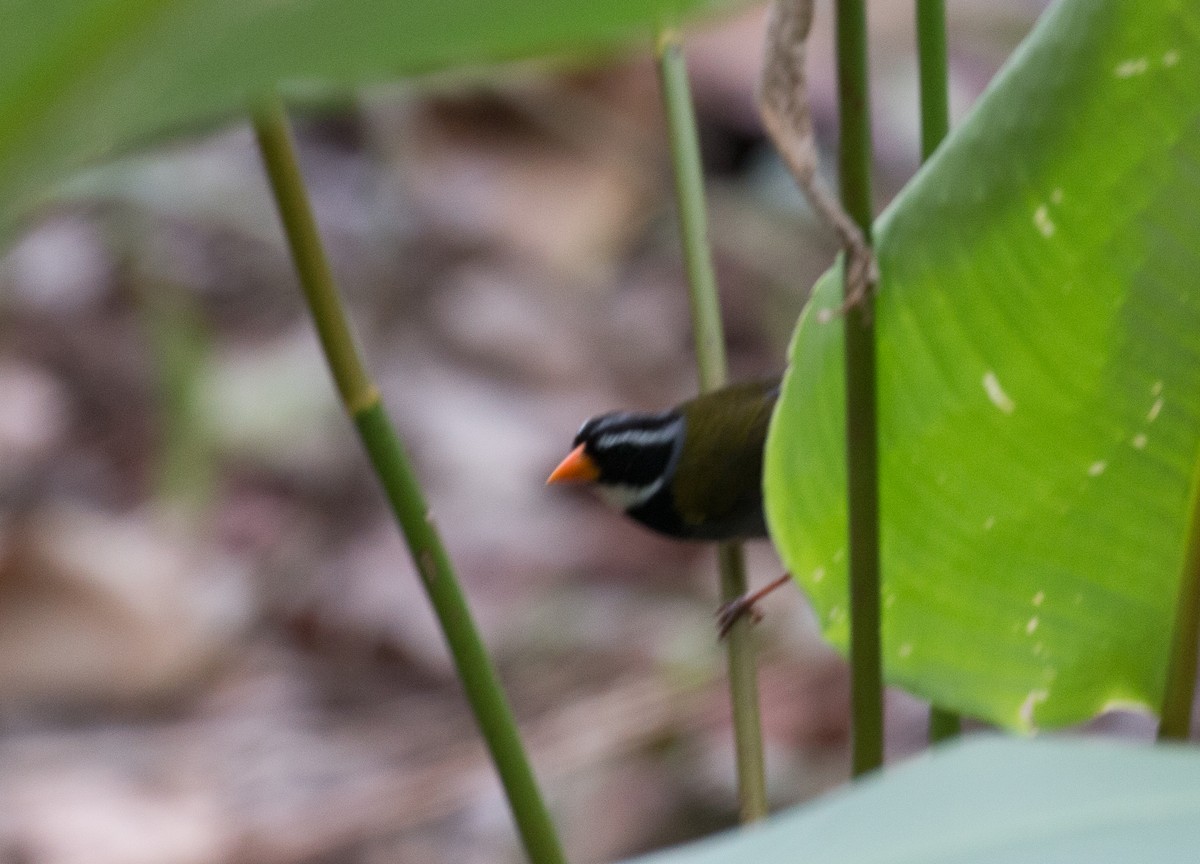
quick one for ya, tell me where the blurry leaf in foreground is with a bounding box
[0,0,735,239]
[625,738,1200,864]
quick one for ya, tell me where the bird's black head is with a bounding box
[573,409,684,495]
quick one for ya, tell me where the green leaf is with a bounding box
[623,738,1200,864]
[0,0,728,236]
[765,0,1200,730]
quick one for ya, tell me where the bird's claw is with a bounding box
[716,594,765,640]
[715,573,793,640]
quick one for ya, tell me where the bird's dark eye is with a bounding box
[597,441,672,485]
[583,413,682,486]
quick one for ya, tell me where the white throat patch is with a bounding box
[598,476,665,510]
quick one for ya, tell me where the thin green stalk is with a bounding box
[656,27,727,392]
[834,0,883,777]
[1158,454,1200,740]
[716,543,770,821]
[929,706,961,743]
[251,95,567,864]
[655,27,769,823]
[250,101,373,413]
[916,0,950,162]
[139,278,215,509]
[916,0,961,744]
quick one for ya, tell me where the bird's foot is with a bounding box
[716,573,792,639]
[716,594,765,639]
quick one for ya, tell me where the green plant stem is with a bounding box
[656,28,727,391]
[929,707,962,743]
[140,278,215,509]
[916,0,961,744]
[1158,455,1200,740]
[916,0,949,162]
[655,26,769,823]
[251,95,567,864]
[716,542,770,822]
[250,101,373,413]
[834,0,883,777]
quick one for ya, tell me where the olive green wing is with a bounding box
[673,379,779,530]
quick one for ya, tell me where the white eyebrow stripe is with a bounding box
[595,423,680,451]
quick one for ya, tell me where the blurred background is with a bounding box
[0,2,1060,862]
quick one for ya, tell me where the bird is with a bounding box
[547,378,778,540]
[547,377,790,634]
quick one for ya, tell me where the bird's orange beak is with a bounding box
[546,443,600,484]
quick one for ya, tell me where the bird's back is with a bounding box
[670,378,779,539]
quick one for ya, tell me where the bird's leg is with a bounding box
[758,0,878,321]
[717,573,793,639]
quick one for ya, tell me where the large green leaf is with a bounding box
[0,0,726,236]
[625,738,1200,864]
[765,0,1200,730]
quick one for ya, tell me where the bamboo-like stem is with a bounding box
[250,102,374,413]
[916,0,950,162]
[929,706,962,743]
[655,27,769,823]
[916,0,961,744]
[251,95,567,864]
[834,0,884,777]
[1158,454,1200,740]
[135,274,215,510]
[716,543,770,822]
[656,27,728,391]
